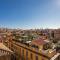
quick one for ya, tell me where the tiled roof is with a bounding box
[0,43,13,53]
[31,38,47,45]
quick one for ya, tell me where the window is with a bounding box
[20,48,21,53]
[31,53,33,60]
[36,55,38,60]
[22,49,24,60]
[22,49,24,56]
[20,48,21,56]
[26,50,28,56]
[26,50,28,60]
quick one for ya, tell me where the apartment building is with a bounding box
[7,37,60,60]
[54,29,60,40]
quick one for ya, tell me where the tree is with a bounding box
[43,43,52,50]
[53,38,58,43]
[56,42,60,52]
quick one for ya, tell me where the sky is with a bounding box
[0,0,60,29]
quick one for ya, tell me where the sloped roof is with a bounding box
[0,43,13,53]
[31,38,47,45]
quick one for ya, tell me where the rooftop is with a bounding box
[31,38,47,45]
[0,43,13,53]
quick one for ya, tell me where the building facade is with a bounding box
[7,38,60,60]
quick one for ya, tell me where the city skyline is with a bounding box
[0,0,60,29]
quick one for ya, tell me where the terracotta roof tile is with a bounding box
[32,38,47,45]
